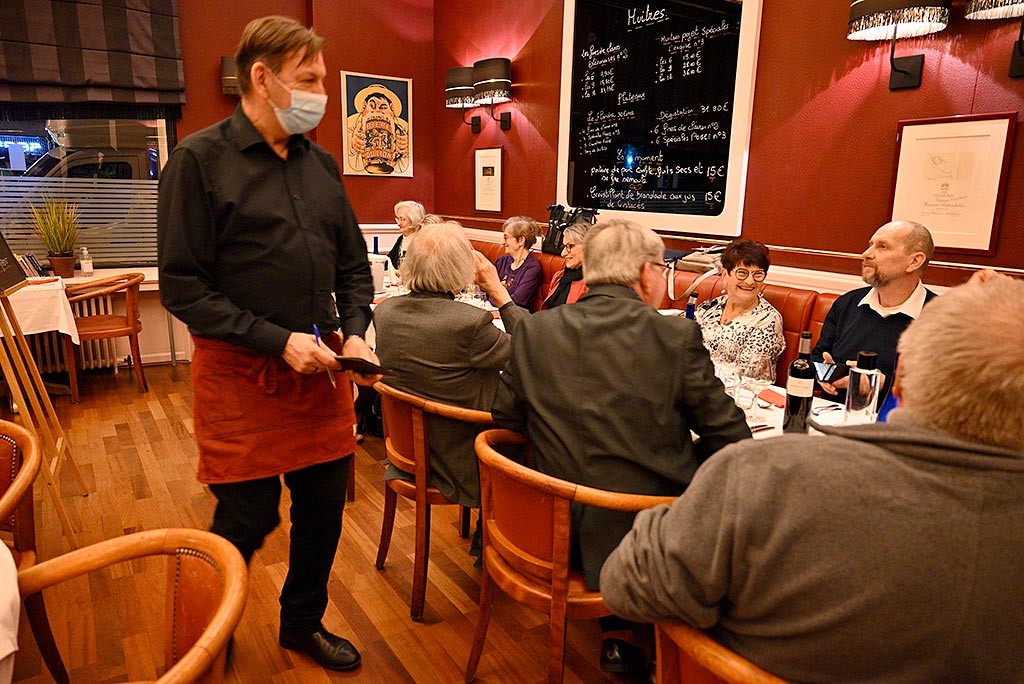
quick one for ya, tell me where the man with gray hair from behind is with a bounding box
[601,277,1024,683]
[492,218,750,675]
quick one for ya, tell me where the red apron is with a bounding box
[191,336,356,484]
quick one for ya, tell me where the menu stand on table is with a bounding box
[0,280,85,549]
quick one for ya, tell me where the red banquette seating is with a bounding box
[467,238,836,382]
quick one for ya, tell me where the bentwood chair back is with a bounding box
[61,272,148,403]
[373,382,494,621]
[464,429,676,684]
[0,419,68,683]
[655,622,787,684]
[17,528,248,684]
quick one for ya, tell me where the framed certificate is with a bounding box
[890,112,1016,256]
[474,147,503,212]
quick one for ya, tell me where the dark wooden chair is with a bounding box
[374,382,493,621]
[464,429,676,684]
[0,419,69,683]
[17,528,248,683]
[655,622,787,684]
[61,272,148,403]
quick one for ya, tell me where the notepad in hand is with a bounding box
[335,356,387,375]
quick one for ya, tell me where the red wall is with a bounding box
[311,0,435,223]
[433,0,1024,281]
[176,0,434,225]
[742,1,1024,282]
[177,0,306,140]
[178,1,1023,280]
[433,0,565,227]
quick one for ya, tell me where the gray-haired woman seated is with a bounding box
[388,200,426,272]
[373,222,528,509]
[541,220,593,309]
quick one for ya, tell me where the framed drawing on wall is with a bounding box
[890,112,1016,256]
[341,71,413,177]
[474,147,503,212]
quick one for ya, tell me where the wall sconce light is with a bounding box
[445,66,480,133]
[848,0,952,90]
[965,0,1024,77]
[472,58,512,130]
[221,56,240,96]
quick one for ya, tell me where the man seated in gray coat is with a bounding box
[374,222,527,509]
[601,276,1024,684]
[492,218,750,674]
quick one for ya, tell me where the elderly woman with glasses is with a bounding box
[388,200,426,273]
[695,239,785,381]
[541,221,593,309]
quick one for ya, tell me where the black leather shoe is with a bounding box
[600,637,647,675]
[280,628,362,671]
[469,525,483,557]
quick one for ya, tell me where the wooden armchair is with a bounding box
[464,429,677,684]
[0,419,68,683]
[17,528,248,683]
[61,272,148,403]
[373,382,493,621]
[655,622,787,684]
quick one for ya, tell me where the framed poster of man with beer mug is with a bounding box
[341,71,413,177]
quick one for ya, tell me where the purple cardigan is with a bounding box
[494,253,543,310]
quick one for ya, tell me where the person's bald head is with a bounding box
[861,220,934,287]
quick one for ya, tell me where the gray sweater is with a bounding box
[600,411,1024,683]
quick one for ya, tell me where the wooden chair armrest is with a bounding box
[65,273,145,303]
[18,529,244,596]
[656,622,787,683]
[0,422,40,521]
[374,381,495,425]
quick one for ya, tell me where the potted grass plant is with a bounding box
[30,198,80,277]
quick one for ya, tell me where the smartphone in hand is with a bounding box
[814,361,848,384]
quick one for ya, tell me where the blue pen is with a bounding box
[312,324,337,388]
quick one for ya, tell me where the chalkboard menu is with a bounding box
[0,231,28,294]
[558,0,761,236]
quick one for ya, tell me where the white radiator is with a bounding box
[29,295,120,373]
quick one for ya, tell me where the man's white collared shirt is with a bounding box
[858,282,927,319]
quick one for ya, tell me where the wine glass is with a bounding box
[712,337,741,396]
[739,352,773,422]
[459,283,482,306]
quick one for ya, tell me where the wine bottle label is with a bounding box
[786,376,814,397]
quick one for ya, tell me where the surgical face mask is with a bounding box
[268,70,327,135]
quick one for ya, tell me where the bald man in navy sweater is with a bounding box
[812,220,937,403]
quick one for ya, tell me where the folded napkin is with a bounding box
[758,388,786,408]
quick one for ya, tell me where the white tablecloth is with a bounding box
[751,391,844,439]
[5,278,80,344]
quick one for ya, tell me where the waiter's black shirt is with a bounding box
[157,106,372,355]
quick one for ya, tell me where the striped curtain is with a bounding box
[0,0,184,106]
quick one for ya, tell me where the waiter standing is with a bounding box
[157,15,377,672]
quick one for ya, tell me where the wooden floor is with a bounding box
[10,364,636,684]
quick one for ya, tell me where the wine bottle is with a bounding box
[782,331,814,433]
[684,292,698,319]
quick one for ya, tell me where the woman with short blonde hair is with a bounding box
[493,215,544,310]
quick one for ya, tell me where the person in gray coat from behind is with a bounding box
[373,222,527,508]
[601,277,1024,684]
